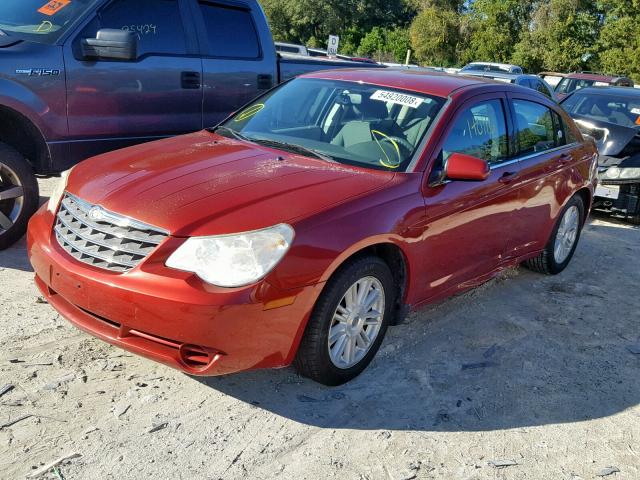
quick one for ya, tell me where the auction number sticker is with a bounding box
[38,0,71,16]
[371,90,423,109]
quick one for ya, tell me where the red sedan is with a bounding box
[28,70,598,385]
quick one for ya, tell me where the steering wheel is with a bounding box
[378,135,414,155]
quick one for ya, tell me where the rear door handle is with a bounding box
[499,172,519,184]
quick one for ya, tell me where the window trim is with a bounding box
[192,0,264,61]
[508,97,567,161]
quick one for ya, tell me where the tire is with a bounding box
[524,195,585,275]
[0,143,39,250]
[294,256,396,386]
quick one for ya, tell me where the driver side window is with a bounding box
[79,0,187,56]
[442,99,508,165]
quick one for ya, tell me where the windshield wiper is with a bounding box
[251,138,337,162]
[212,125,252,142]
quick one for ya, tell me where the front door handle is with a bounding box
[181,71,201,89]
[499,172,519,184]
[559,152,572,164]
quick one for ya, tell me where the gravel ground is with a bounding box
[1,177,639,480]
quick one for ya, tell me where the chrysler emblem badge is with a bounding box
[88,206,105,221]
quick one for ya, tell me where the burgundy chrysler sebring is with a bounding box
[28,70,598,385]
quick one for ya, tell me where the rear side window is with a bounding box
[513,100,559,155]
[198,2,260,59]
[533,80,553,98]
[89,0,187,55]
[442,100,508,165]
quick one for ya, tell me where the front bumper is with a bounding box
[594,180,640,219]
[27,206,323,376]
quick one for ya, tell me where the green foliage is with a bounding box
[261,0,640,78]
[410,6,460,66]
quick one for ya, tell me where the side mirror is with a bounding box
[81,29,137,61]
[446,152,490,181]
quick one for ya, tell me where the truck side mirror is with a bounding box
[81,29,137,61]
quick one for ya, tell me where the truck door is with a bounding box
[63,0,203,162]
[190,0,278,127]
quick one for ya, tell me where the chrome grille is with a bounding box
[54,193,168,273]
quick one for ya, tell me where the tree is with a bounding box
[357,27,411,62]
[410,6,460,66]
[462,0,534,64]
[597,0,640,81]
[511,0,600,73]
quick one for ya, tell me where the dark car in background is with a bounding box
[561,86,640,224]
[0,0,382,250]
[461,71,555,100]
[555,72,634,101]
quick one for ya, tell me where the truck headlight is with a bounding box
[47,169,73,214]
[619,168,640,179]
[166,224,295,287]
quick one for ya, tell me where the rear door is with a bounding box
[420,93,521,299]
[64,0,203,162]
[502,94,578,258]
[191,0,278,128]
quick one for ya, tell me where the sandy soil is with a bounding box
[0,178,639,480]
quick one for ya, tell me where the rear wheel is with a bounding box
[0,143,39,250]
[294,256,395,386]
[524,195,585,275]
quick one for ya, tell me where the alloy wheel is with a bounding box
[0,162,26,233]
[554,205,580,264]
[328,276,385,369]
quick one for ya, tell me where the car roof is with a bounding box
[566,86,640,97]
[300,68,529,98]
[565,72,627,81]
[463,71,540,81]
[464,61,518,68]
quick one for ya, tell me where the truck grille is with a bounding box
[54,193,168,273]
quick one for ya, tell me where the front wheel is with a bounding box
[294,256,396,386]
[524,195,585,275]
[0,143,39,250]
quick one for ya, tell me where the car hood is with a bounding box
[570,113,640,157]
[67,131,396,236]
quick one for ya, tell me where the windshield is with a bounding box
[555,78,604,95]
[562,92,640,128]
[216,78,445,172]
[462,64,514,73]
[0,0,98,44]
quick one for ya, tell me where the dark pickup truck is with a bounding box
[0,0,381,249]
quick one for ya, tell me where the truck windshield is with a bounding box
[216,78,445,172]
[0,0,98,44]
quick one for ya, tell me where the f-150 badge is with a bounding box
[16,69,61,76]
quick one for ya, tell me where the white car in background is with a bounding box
[461,62,524,74]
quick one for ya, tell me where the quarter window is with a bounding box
[198,2,260,59]
[87,0,187,56]
[513,100,559,156]
[442,100,508,165]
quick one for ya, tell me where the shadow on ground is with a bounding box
[195,219,640,432]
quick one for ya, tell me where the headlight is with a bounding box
[603,166,621,179]
[46,169,73,214]
[166,224,295,287]
[619,167,640,179]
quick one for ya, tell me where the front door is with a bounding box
[64,0,203,162]
[191,0,278,128]
[420,94,521,300]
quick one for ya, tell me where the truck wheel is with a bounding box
[524,195,585,275]
[294,256,395,386]
[0,143,39,250]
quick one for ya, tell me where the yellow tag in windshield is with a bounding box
[38,0,71,16]
[235,104,264,122]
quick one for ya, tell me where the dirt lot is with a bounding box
[1,177,639,480]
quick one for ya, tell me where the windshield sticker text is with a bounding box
[371,90,423,109]
[37,0,71,16]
